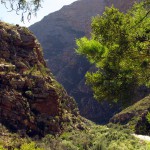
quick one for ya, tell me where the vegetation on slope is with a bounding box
[1,123,150,150]
[110,95,150,135]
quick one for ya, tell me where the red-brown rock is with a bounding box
[0,22,79,137]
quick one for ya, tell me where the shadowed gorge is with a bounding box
[30,0,143,123]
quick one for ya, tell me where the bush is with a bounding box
[61,140,79,150]
[146,112,150,124]
[0,145,6,150]
[14,142,43,150]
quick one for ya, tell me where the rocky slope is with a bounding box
[110,95,150,135]
[0,21,83,137]
[29,0,143,123]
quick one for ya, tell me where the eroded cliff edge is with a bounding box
[0,22,82,137]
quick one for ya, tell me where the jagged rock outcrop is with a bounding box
[30,0,142,123]
[0,22,82,137]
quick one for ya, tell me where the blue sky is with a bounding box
[0,0,77,27]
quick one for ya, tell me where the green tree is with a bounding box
[76,1,150,105]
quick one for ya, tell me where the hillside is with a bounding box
[110,95,150,135]
[29,0,143,123]
[0,21,84,137]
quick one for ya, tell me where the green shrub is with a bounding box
[92,140,107,150]
[146,112,150,124]
[14,142,43,150]
[146,142,150,150]
[0,145,6,150]
[61,140,79,150]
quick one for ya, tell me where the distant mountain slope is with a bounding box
[30,0,142,123]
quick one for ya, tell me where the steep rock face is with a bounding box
[0,22,80,137]
[30,0,141,123]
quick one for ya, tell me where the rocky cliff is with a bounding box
[0,21,82,137]
[29,0,142,123]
